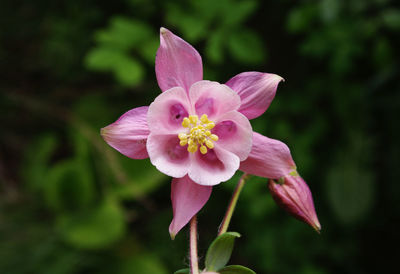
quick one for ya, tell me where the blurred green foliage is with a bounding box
[85,17,157,86]
[1,0,399,273]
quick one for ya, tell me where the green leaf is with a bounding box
[170,15,208,42]
[72,94,113,129]
[85,47,124,70]
[114,57,144,86]
[174,269,190,274]
[206,30,225,64]
[57,199,126,249]
[286,5,318,33]
[138,38,159,64]
[85,47,144,86]
[382,9,400,30]
[23,134,58,191]
[44,160,95,212]
[228,31,265,64]
[320,0,340,23]
[94,17,153,50]
[205,232,241,271]
[221,0,257,26]
[326,134,375,225]
[219,265,256,274]
[113,158,166,200]
[120,254,168,274]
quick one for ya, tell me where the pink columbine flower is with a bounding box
[101,27,320,238]
[269,172,321,232]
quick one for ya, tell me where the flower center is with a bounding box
[178,114,219,154]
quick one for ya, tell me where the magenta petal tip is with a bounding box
[268,173,321,233]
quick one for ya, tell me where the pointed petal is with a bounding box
[239,132,295,179]
[156,27,203,92]
[269,174,321,232]
[189,80,241,120]
[188,147,240,186]
[169,176,212,238]
[226,72,284,119]
[101,106,149,159]
[147,86,192,135]
[213,111,253,161]
[146,134,190,178]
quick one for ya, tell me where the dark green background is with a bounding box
[1,0,399,273]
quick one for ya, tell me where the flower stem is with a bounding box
[190,216,200,274]
[218,173,249,236]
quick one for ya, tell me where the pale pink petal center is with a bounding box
[213,111,253,161]
[169,103,189,125]
[188,147,240,186]
[194,97,214,117]
[213,120,236,138]
[147,86,192,134]
[189,81,241,120]
[147,134,190,178]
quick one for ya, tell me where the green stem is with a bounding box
[190,216,200,274]
[218,173,249,235]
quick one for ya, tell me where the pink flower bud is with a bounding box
[268,172,321,232]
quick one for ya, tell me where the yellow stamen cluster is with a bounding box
[178,114,219,154]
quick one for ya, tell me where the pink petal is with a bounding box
[189,80,241,120]
[156,27,203,93]
[239,132,295,179]
[101,106,149,159]
[147,86,192,135]
[213,111,253,161]
[146,134,190,178]
[188,147,240,186]
[169,175,212,239]
[226,72,284,120]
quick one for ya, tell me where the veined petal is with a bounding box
[189,80,241,120]
[213,111,253,161]
[101,106,149,159]
[239,132,295,179]
[147,86,192,134]
[147,134,190,178]
[188,147,240,186]
[226,72,284,119]
[156,27,203,93]
[169,176,212,239]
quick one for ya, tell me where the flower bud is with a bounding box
[268,172,321,232]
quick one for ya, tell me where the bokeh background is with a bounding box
[1,0,399,273]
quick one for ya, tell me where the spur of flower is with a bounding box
[101,27,320,238]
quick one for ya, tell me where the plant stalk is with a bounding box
[190,216,200,274]
[218,173,249,235]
